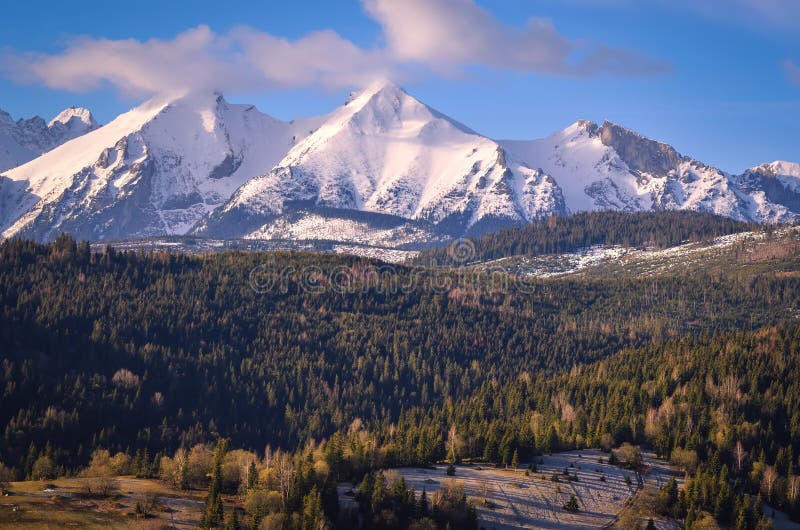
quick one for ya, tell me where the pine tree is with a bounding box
[201,438,229,529]
[302,486,325,530]
[563,493,579,512]
[732,505,748,530]
[247,461,258,490]
[371,470,388,511]
[418,489,429,517]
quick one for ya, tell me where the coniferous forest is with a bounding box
[1,212,800,528]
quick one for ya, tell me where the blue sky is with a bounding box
[1,0,797,173]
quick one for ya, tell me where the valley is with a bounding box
[1,2,798,529]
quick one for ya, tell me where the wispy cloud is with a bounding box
[0,0,669,98]
[559,0,800,29]
[785,60,800,86]
[1,25,393,98]
[364,0,668,77]
[705,0,800,29]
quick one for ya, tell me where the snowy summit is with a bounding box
[1,82,798,246]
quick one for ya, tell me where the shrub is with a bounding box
[563,494,579,512]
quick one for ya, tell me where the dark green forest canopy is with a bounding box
[1,231,799,478]
[416,210,761,264]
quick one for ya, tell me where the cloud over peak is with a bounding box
[2,0,669,98]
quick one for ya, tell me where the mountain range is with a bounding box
[0,106,99,172]
[1,80,798,247]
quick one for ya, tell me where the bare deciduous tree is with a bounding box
[734,441,747,474]
[788,475,800,504]
[762,466,778,501]
[445,426,463,463]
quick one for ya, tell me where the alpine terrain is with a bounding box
[0,106,99,171]
[1,81,798,246]
[0,93,321,241]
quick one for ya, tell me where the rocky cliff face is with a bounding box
[0,93,318,241]
[195,81,567,240]
[1,83,798,247]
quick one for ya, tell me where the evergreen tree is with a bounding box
[246,461,258,490]
[201,439,229,529]
[563,494,579,512]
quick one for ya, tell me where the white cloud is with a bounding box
[231,27,394,90]
[3,26,244,97]
[364,0,667,76]
[1,0,668,98]
[2,25,393,98]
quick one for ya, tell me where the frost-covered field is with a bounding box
[331,244,418,263]
[478,226,800,279]
[388,449,677,530]
[245,212,443,249]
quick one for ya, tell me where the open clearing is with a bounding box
[0,476,235,529]
[395,449,679,530]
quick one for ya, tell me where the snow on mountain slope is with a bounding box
[501,120,760,221]
[49,107,96,129]
[1,81,797,247]
[245,209,447,248]
[0,93,319,241]
[734,161,800,222]
[0,106,100,171]
[0,134,36,174]
[502,120,647,213]
[196,81,566,240]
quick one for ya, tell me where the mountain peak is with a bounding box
[154,90,227,110]
[767,161,800,176]
[49,106,97,128]
[344,79,406,107]
[565,119,598,135]
[0,109,14,129]
[362,78,405,96]
[747,160,800,178]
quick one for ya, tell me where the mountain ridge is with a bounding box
[0,106,99,171]
[1,81,798,246]
[0,92,323,241]
[195,80,566,240]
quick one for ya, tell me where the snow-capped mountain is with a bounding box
[195,81,566,239]
[0,93,320,241]
[501,120,798,223]
[735,161,800,220]
[0,107,99,171]
[1,81,798,247]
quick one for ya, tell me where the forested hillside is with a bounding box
[1,232,799,528]
[416,211,759,265]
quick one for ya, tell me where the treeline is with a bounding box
[1,234,798,474]
[0,237,800,470]
[1,234,800,527]
[371,323,800,526]
[416,210,759,264]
